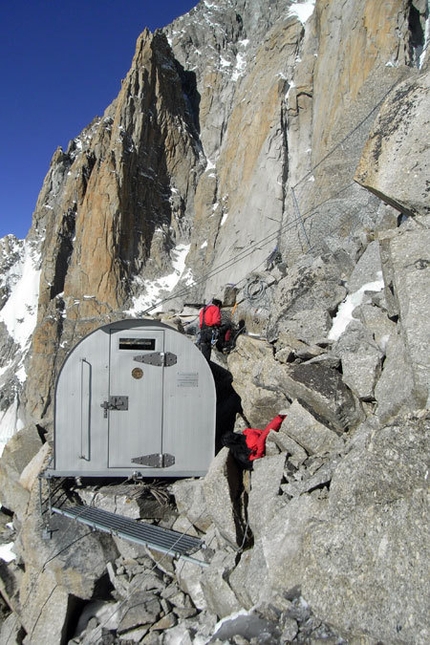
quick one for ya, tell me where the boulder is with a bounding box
[264,434,282,457]
[162,622,202,645]
[71,599,124,643]
[281,456,341,498]
[328,413,430,516]
[211,610,282,643]
[170,514,201,539]
[279,308,333,344]
[302,415,430,643]
[280,400,345,455]
[304,488,429,644]
[19,572,72,644]
[229,494,326,607]
[247,453,286,537]
[107,558,165,599]
[175,559,207,611]
[347,240,383,292]
[261,494,327,601]
[171,478,213,533]
[160,583,197,619]
[117,592,162,634]
[200,551,242,619]
[18,443,50,493]
[15,484,118,603]
[374,327,417,422]
[380,226,430,408]
[111,535,154,561]
[76,482,171,520]
[77,485,162,520]
[274,331,325,364]
[268,429,308,468]
[352,302,396,353]
[260,359,364,432]
[319,234,359,278]
[150,612,177,632]
[272,256,347,343]
[332,320,383,400]
[202,449,244,547]
[0,426,44,518]
[227,335,288,428]
[228,542,269,609]
[229,335,363,432]
[355,70,430,218]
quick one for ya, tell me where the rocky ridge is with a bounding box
[0,0,429,643]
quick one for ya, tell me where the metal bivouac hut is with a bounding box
[45,319,216,479]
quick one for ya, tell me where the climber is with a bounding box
[221,410,288,470]
[197,298,222,361]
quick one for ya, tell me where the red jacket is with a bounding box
[243,414,286,460]
[199,304,221,328]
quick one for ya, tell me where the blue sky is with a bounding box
[0,1,198,240]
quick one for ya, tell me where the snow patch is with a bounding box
[0,241,41,351]
[0,542,16,563]
[0,398,23,456]
[288,1,316,24]
[232,52,247,82]
[126,243,191,315]
[328,274,384,341]
[420,13,430,68]
[16,364,27,384]
[379,334,390,353]
[181,267,195,287]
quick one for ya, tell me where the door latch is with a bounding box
[101,395,129,417]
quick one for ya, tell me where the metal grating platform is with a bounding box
[52,505,207,566]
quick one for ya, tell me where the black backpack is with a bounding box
[221,432,253,470]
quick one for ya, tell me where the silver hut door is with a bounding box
[107,329,166,467]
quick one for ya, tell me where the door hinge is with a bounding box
[131,453,176,468]
[133,352,177,367]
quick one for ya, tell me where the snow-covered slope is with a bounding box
[0,236,41,454]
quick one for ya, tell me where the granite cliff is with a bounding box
[0,0,429,643]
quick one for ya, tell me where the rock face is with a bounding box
[355,69,430,217]
[1,0,430,643]
[302,414,430,644]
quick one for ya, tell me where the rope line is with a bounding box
[291,80,398,191]
[140,181,357,315]
[132,80,401,317]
